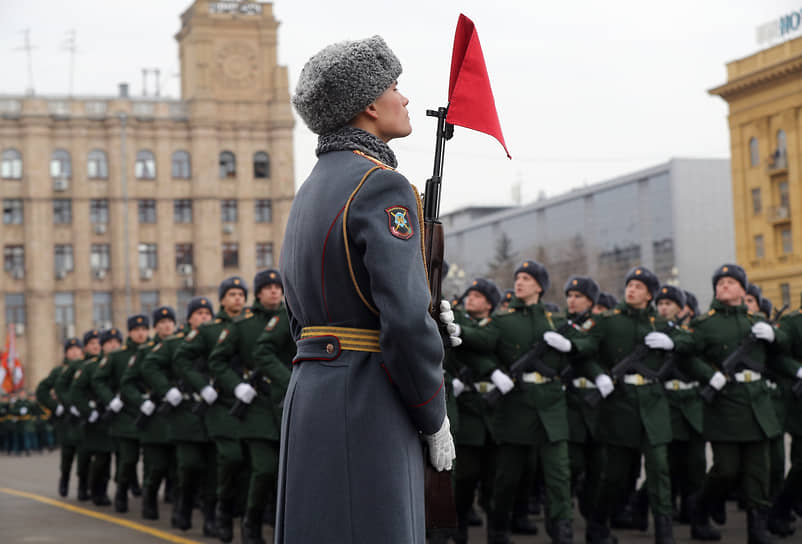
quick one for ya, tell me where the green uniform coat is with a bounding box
[69,356,114,452]
[91,339,144,439]
[120,338,170,444]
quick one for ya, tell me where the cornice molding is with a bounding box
[709,55,802,101]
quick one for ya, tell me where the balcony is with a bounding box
[768,205,791,223]
[767,150,788,174]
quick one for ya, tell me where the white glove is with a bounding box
[645,331,674,350]
[20,406,28,416]
[55,404,64,417]
[491,369,515,394]
[140,399,155,416]
[439,300,463,347]
[423,416,456,472]
[709,371,727,391]
[200,385,218,405]
[452,378,466,398]
[70,405,80,418]
[752,322,775,343]
[108,395,123,413]
[234,383,257,404]
[165,387,183,407]
[797,367,802,380]
[543,331,572,353]
[595,374,615,398]
[88,410,99,423]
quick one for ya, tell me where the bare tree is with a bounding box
[486,232,518,290]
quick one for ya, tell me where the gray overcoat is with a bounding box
[276,149,446,543]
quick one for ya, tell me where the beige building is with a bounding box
[0,0,294,386]
[709,35,802,307]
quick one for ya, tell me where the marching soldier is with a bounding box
[72,329,102,501]
[92,314,150,513]
[67,330,115,506]
[208,269,293,543]
[681,264,799,544]
[594,293,618,314]
[120,306,178,520]
[142,296,216,535]
[498,290,514,313]
[53,338,86,497]
[10,389,37,455]
[448,278,502,543]
[575,266,689,544]
[174,277,249,543]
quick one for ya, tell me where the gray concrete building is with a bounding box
[443,158,734,309]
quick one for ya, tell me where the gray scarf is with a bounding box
[316,126,398,169]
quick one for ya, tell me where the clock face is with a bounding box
[216,42,258,89]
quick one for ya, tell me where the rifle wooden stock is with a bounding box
[424,221,445,320]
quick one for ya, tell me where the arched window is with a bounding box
[87,149,108,179]
[135,150,156,180]
[749,137,759,167]
[1,148,22,179]
[219,151,236,179]
[50,149,72,179]
[253,151,270,179]
[777,129,787,155]
[171,150,191,179]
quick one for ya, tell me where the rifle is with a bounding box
[229,369,272,419]
[421,106,456,531]
[700,303,788,403]
[134,394,152,430]
[609,319,685,384]
[484,308,592,407]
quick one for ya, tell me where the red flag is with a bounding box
[8,324,22,391]
[0,328,11,393]
[446,14,511,159]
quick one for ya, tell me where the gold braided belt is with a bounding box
[299,326,381,354]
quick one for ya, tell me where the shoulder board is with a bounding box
[214,318,222,324]
[352,149,394,170]
[600,309,618,317]
[234,312,253,323]
[166,332,185,340]
[138,341,154,351]
[478,317,492,327]
[693,310,715,323]
[151,343,162,353]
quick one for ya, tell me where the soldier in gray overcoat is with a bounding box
[276,35,457,544]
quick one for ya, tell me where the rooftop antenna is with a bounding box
[142,68,149,96]
[154,68,160,97]
[14,29,36,95]
[62,29,78,96]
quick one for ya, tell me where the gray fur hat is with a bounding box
[292,35,402,135]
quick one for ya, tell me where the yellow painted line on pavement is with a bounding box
[0,487,201,544]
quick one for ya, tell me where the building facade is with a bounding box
[0,0,294,385]
[709,35,802,308]
[443,159,734,309]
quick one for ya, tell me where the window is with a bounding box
[255,199,272,223]
[219,151,236,179]
[749,137,759,168]
[138,199,157,223]
[779,181,790,210]
[53,199,72,224]
[54,292,76,342]
[54,245,74,276]
[175,243,194,268]
[90,199,109,224]
[135,150,156,179]
[754,235,764,259]
[171,150,191,179]
[140,291,160,317]
[3,199,23,224]
[256,242,274,268]
[138,243,158,270]
[781,283,791,308]
[91,244,111,271]
[92,292,113,329]
[5,294,25,326]
[3,245,24,272]
[221,199,238,223]
[751,188,762,215]
[173,199,193,223]
[1,149,22,179]
[177,289,195,316]
[254,151,270,179]
[222,242,239,268]
[87,149,108,179]
[50,149,71,179]
[777,130,787,155]
[781,227,792,254]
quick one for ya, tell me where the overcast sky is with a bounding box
[1,1,799,213]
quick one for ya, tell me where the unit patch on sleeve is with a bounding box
[217,329,229,343]
[128,356,136,367]
[385,205,414,240]
[186,329,198,341]
[265,316,279,332]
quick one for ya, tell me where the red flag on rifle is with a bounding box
[446,14,511,159]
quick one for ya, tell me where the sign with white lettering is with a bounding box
[209,2,262,15]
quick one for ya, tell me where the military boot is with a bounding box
[453,521,468,544]
[172,481,195,531]
[130,475,142,497]
[675,493,691,525]
[216,500,234,543]
[768,493,796,537]
[688,493,721,541]
[486,528,513,544]
[141,487,159,520]
[202,499,217,537]
[77,476,90,501]
[511,500,538,535]
[241,508,265,544]
[631,487,649,532]
[114,484,129,513]
[58,473,69,497]
[468,505,484,526]
[91,478,111,506]
[585,514,618,544]
[747,508,776,544]
[653,514,674,544]
[552,518,572,544]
